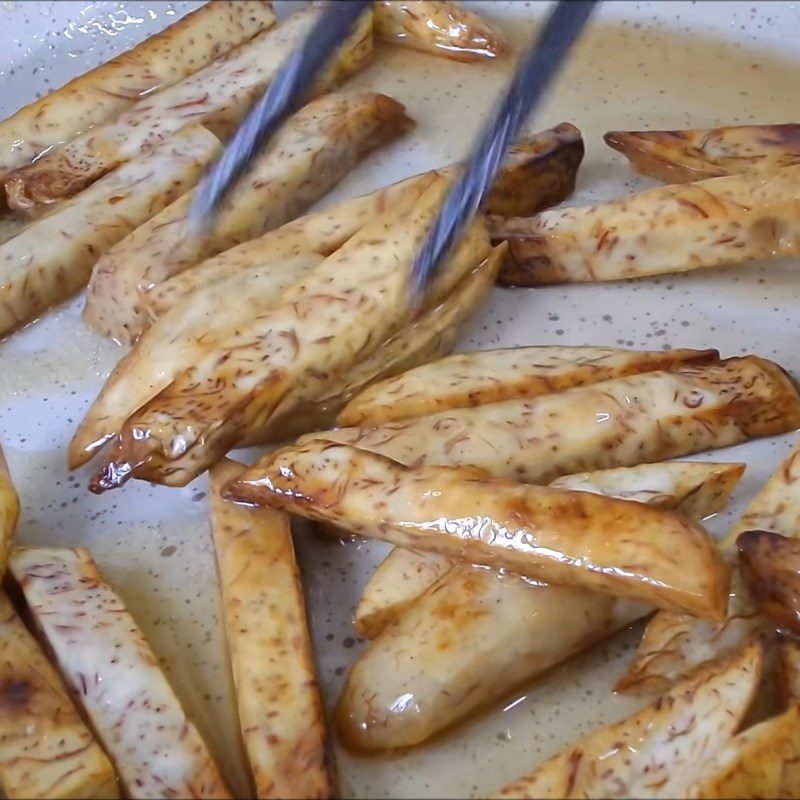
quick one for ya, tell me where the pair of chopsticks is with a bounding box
[189,0,598,306]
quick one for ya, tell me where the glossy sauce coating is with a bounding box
[374,0,509,62]
[334,460,743,751]
[618,438,800,694]
[355,460,744,640]
[227,441,729,619]
[738,529,800,635]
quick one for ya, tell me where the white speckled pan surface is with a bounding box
[1,1,799,797]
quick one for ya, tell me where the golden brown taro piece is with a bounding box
[226,441,730,619]
[344,345,733,638]
[492,164,800,286]
[0,125,219,339]
[0,1,276,177]
[70,250,325,471]
[605,123,800,183]
[83,91,414,343]
[327,358,795,696]
[480,123,583,217]
[0,444,19,576]
[340,461,744,751]
[374,0,508,61]
[617,436,800,695]
[210,461,333,799]
[493,643,762,799]
[5,5,372,217]
[305,357,800,485]
[686,705,800,799]
[9,547,231,800]
[0,590,118,799]
[141,124,583,319]
[338,344,719,426]
[69,175,450,467]
[738,529,800,635]
[86,176,490,491]
[355,460,744,640]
